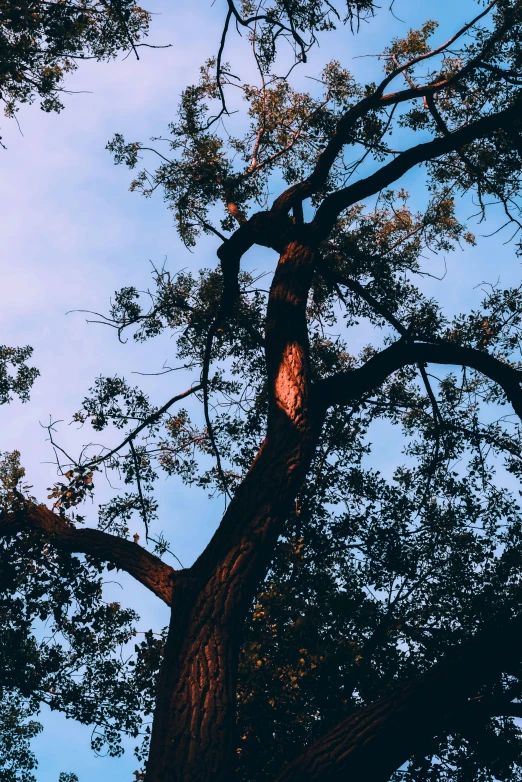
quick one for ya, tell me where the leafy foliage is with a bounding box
[4,0,522,779]
[0,0,151,120]
[0,346,38,405]
[0,693,41,782]
[0,451,163,778]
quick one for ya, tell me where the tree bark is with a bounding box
[145,241,324,781]
[145,433,319,781]
[276,613,522,781]
[142,241,522,781]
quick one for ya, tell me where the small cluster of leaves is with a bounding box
[0,345,39,405]
[47,466,96,512]
[0,693,41,782]
[239,0,376,71]
[75,375,153,431]
[446,283,522,354]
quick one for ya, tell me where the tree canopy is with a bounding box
[3,0,522,780]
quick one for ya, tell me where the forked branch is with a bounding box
[271,0,521,217]
[311,101,521,239]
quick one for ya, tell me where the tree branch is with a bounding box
[270,0,520,218]
[378,0,499,92]
[276,611,522,781]
[311,101,521,240]
[316,339,522,418]
[478,61,522,85]
[216,210,289,318]
[0,504,177,605]
[85,383,203,468]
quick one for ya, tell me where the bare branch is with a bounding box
[201,320,232,499]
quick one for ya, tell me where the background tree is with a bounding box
[3,0,522,780]
[0,0,154,142]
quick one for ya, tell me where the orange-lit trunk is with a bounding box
[139,237,522,781]
[144,241,322,780]
[144,431,320,780]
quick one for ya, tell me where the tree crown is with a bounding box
[3,1,522,779]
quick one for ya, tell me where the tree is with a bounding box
[3,0,522,779]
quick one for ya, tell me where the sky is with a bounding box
[0,0,521,778]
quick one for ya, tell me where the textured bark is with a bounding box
[0,505,177,604]
[145,241,323,781]
[145,432,320,781]
[4,29,522,773]
[276,613,522,781]
[6,248,522,781]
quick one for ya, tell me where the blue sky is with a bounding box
[1,0,520,778]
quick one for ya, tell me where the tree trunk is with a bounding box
[143,575,240,782]
[144,428,321,780]
[145,240,322,780]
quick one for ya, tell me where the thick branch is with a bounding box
[479,62,522,85]
[147,240,321,780]
[277,612,522,781]
[326,269,446,439]
[316,340,522,418]
[216,211,290,317]
[0,505,177,605]
[311,101,520,239]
